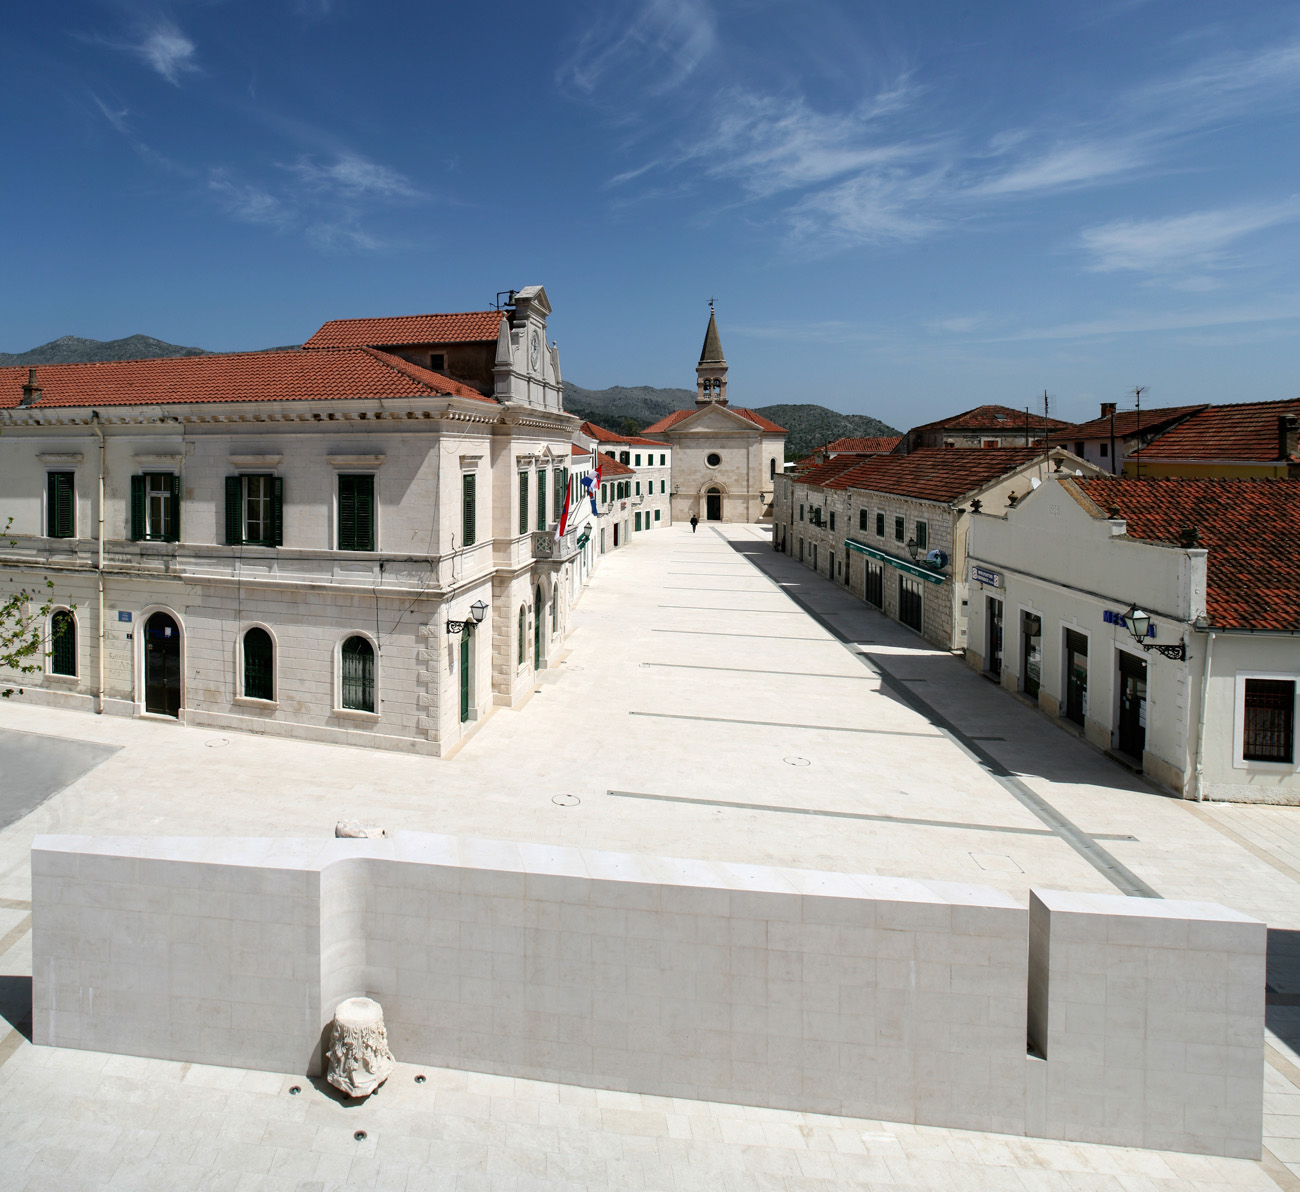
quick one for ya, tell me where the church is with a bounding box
[642,308,786,524]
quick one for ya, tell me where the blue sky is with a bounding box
[4,1,1299,427]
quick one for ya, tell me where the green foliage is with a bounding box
[0,520,71,698]
[752,404,901,459]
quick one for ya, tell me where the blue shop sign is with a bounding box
[1103,609,1155,637]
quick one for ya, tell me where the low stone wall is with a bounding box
[31,832,1264,1157]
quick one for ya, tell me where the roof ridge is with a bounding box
[0,347,307,371]
[316,309,499,326]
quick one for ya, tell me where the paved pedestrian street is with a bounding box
[2,523,1299,1190]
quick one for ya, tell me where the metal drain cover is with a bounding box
[783,757,811,767]
[205,738,230,748]
[552,793,580,807]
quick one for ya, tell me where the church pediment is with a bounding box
[667,405,764,434]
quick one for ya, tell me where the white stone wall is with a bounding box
[32,831,1266,1158]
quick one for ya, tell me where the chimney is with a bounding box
[1100,401,1117,417]
[19,367,42,407]
[1279,414,1299,460]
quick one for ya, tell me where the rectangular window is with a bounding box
[858,509,868,532]
[899,575,923,631]
[46,472,74,538]
[799,505,804,521]
[635,512,642,531]
[429,352,445,370]
[519,471,529,535]
[635,454,641,467]
[226,475,283,546]
[1100,443,1109,458]
[829,511,836,531]
[915,521,928,551]
[876,512,884,537]
[601,483,608,503]
[660,480,665,493]
[462,472,477,546]
[660,454,665,465]
[337,474,375,551]
[894,515,905,542]
[635,481,641,496]
[865,560,883,608]
[654,509,661,521]
[131,473,180,542]
[1243,679,1295,763]
[537,469,547,531]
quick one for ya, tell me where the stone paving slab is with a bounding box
[1,523,1299,1187]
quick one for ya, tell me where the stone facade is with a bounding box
[0,288,585,757]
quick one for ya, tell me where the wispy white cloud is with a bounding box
[89,93,131,135]
[133,20,199,86]
[983,298,1300,342]
[207,169,295,229]
[1080,201,1300,274]
[971,141,1146,197]
[287,154,421,200]
[559,0,715,98]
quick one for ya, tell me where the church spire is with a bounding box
[696,301,728,405]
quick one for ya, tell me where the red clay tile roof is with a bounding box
[571,444,592,456]
[794,458,863,486]
[1069,477,1300,630]
[1129,398,1300,462]
[804,447,1052,503]
[0,348,495,410]
[1061,405,1207,441]
[642,405,787,434]
[824,436,903,454]
[304,311,504,349]
[593,452,635,477]
[579,421,669,448]
[909,405,1072,434]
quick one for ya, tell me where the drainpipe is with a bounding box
[1192,629,1215,801]
[90,413,106,714]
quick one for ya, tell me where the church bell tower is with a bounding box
[695,303,728,406]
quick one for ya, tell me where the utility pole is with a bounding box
[1133,386,1147,479]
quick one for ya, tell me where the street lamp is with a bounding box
[1122,603,1186,660]
[447,600,489,635]
[906,537,920,561]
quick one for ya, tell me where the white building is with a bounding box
[966,475,1300,802]
[642,309,786,524]
[0,286,586,757]
[579,422,672,535]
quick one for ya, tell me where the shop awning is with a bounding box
[844,538,946,585]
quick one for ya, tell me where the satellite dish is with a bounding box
[925,548,948,569]
[1030,477,1041,489]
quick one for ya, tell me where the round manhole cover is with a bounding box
[205,738,230,749]
[552,793,580,807]
[783,757,811,767]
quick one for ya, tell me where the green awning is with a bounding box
[844,538,946,585]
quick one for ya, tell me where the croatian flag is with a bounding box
[581,464,601,516]
[557,475,574,538]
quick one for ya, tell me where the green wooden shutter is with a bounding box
[271,476,284,547]
[168,474,181,542]
[47,472,73,538]
[339,476,356,550]
[462,473,477,546]
[356,476,374,551]
[519,472,528,535]
[537,469,547,530]
[130,475,146,541]
[225,476,243,545]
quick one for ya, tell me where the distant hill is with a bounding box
[752,404,900,458]
[563,382,899,457]
[0,334,211,366]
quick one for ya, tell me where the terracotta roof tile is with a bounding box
[0,348,498,410]
[579,421,669,448]
[593,452,635,476]
[794,458,863,486]
[823,436,902,454]
[304,311,503,349]
[908,405,1072,434]
[1061,405,1207,440]
[1069,477,1300,630]
[802,447,1052,503]
[1130,398,1300,462]
[571,444,591,456]
[642,405,787,434]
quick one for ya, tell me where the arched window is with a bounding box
[550,591,557,633]
[518,605,526,666]
[341,636,375,712]
[50,610,76,676]
[243,627,273,701]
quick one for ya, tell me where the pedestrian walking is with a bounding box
[690,514,698,533]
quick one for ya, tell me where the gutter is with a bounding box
[1192,629,1216,802]
[90,413,106,714]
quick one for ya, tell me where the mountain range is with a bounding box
[1,336,900,456]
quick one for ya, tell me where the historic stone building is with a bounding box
[579,422,672,535]
[642,309,785,524]
[0,286,585,757]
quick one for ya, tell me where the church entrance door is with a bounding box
[705,489,722,521]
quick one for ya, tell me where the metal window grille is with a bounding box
[1243,679,1295,763]
[50,611,76,676]
[341,636,375,712]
